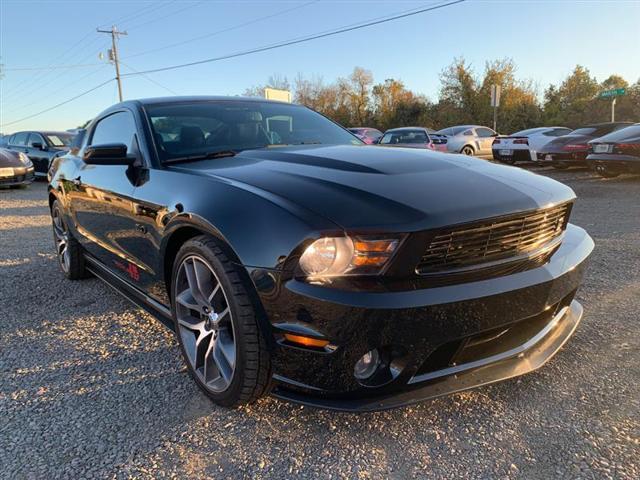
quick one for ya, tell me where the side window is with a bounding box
[476,128,495,138]
[463,129,473,136]
[11,132,29,146]
[27,133,46,147]
[90,111,137,153]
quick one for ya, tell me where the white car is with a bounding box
[492,127,572,164]
[436,125,498,157]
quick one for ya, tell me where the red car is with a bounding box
[348,127,383,144]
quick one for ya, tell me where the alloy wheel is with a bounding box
[175,255,236,393]
[462,146,474,156]
[52,207,70,273]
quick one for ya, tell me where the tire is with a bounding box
[461,145,475,156]
[171,235,271,407]
[594,164,620,178]
[51,200,88,280]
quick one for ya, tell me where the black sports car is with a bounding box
[0,147,35,188]
[5,130,75,176]
[587,123,640,178]
[538,122,633,169]
[48,97,594,411]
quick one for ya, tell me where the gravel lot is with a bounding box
[1,168,638,479]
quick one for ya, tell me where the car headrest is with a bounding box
[180,126,205,147]
[224,110,263,123]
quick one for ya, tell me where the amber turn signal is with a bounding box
[284,333,330,348]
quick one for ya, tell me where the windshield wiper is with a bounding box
[163,150,237,165]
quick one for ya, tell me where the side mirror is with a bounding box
[31,142,47,151]
[83,143,134,165]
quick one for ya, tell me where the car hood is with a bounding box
[0,148,27,167]
[174,145,575,232]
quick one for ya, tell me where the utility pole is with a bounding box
[97,26,127,102]
[611,97,616,122]
[490,84,501,132]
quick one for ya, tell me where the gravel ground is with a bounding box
[1,168,638,479]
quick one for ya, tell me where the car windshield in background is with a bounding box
[145,101,362,162]
[46,134,74,147]
[511,128,545,136]
[595,124,640,142]
[436,126,468,136]
[570,127,597,136]
[380,130,429,144]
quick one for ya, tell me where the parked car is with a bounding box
[587,123,640,178]
[378,127,444,151]
[49,96,593,411]
[436,125,498,156]
[537,122,633,169]
[0,147,35,188]
[492,127,572,164]
[348,127,383,144]
[5,130,75,177]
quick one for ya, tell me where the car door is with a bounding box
[25,133,50,175]
[7,132,29,157]
[476,127,497,155]
[69,110,142,284]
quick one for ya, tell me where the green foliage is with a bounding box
[258,63,639,134]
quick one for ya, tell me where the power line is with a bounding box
[123,0,320,60]
[122,0,465,77]
[2,63,103,72]
[125,0,205,31]
[0,79,115,129]
[119,61,179,96]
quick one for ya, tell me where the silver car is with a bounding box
[436,125,498,156]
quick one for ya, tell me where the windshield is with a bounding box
[380,130,429,145]
[511,128,544,136]
[569,127,596,136]
[145,100,362,162]
[46,134,74,147]
[595,124,640,142]
[436,126,468,136]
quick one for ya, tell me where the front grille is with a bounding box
[417,203,571,275]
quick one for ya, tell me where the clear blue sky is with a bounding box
[1,0,639,132]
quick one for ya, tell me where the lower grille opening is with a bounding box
[414,290,577,378]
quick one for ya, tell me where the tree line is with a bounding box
[245,59,640,134]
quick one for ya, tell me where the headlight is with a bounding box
[18,152,32,166]
[298,235,401,277]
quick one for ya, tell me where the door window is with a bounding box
[27,133,46,148]
[10,132,29,146]
[90,111,137,153]
[476,128,496,138]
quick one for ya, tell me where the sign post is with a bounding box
[599,88,626,122]
[490,85,501,131]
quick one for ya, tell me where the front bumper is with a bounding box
[254,224,593,412]
[0,168,35,187]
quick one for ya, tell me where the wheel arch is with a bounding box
[161,219,275,349]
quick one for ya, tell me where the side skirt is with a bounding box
[84,255,175,331]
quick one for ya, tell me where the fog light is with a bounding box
[354,349,380,380]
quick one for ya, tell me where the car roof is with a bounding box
[11,130,73,136]
[127,95,295,107]
[581,122,633,128]
[385,127,428,132]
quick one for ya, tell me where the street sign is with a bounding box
[599,88,626,98]
[490,84,501,107]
